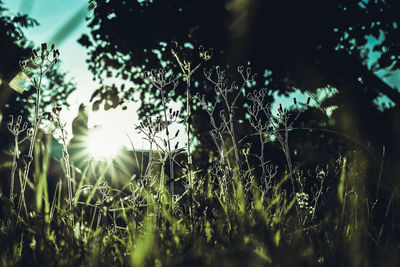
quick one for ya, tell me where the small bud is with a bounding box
[175,130,180,137]
[246,67,251,76]
[43,112,51,120]
[204,51,211,61]
[17,115,22,124]
[22,122,28,131]
[51,44,55,50]
[41,43,47,51]
[306,97,311,106]
[19,61,26,69]
[26,128,33,137]
[293,98,297,105]
[174,142,179,150]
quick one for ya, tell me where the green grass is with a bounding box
[0,44,399,267]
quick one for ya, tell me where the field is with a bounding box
[0,43,399,267]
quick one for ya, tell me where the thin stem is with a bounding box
[259,133,266,176]
[58,119,74,226]
[144,142,154,178]
[18,66,43,217]
[185,76,192,187]
[10,136,19,203]
[160,89,174,195]
[15,44,59,221]
[171,49,202,223]
[224,97,240,166]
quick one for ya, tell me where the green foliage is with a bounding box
[1,25,400,267]
[2,88,400,267]
[0,2,76,152]
[82,0,400,165]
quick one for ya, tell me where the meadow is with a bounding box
[0,43,399,267]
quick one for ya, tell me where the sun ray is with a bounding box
[85,125,124,160]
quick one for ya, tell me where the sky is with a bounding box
[3,0,184,152]
[2,0,399,153]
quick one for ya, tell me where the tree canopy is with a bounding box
[83,0,400,98]
[0,0,76,149]
[81,0,400,176]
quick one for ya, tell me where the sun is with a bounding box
[85,125,124,160]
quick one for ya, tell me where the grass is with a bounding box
[0,44,399,267]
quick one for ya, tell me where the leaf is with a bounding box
[110,93,120,106]
[104,101,112,111]
[90,88,101,102]
[274,230,281,246]
[338,157,347,203]
[77,34,93,48]
[92,100,101,111]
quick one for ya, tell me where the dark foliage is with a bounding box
[0,0,76,150]
[82,0,400,161]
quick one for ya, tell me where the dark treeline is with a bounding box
[81,0,400,201]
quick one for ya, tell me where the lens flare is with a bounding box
[85,126,123,159]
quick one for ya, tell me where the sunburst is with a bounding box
[85,125,124,160]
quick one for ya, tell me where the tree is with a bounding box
[0,0,76,150]
[81,0,400,176]
[0,0,37,128]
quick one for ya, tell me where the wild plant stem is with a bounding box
[258,133,266,177]
[18,65,43,217]
[224,98,240,166]
[144,142,154,178]
[160,89,174,195]
[10,136,18,203]
[184,76,195,223]
[171,49,201,223]
[58,121,74,226]
[185,77,192,188]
